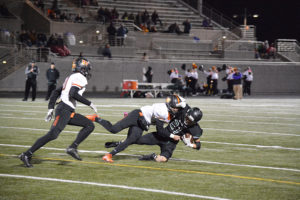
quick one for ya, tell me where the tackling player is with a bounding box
[107,106,203,162]
[86,95,186,163]
[19,58,98,167]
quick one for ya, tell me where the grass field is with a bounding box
[0,97,299,200]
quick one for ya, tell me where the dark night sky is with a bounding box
[204,0,300,43]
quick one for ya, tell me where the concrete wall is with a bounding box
[1,58,300,95]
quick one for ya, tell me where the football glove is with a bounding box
[45,109,54,122]
[181,134,193,147]
[90,103,97,113]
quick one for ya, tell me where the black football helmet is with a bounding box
[72,58,92,79]
[184,107,203,126]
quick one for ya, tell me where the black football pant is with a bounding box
[46,83,56,100]
[24,78,37,100]
[25,102,95,156]
[135,132,178,160]
[98,109,143,156]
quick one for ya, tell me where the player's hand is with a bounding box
[45,109,54,122]
[90,103,97,113]
[173,135,181,141]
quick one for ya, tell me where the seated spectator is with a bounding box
[151,10,162,26]
[104,8,111,23]
[183,19,191,34]
[128,12,135,21]
[60,12,69,22]
[90,0,98,6]
[48,10,57,20]
[122,12,129,20]
[74,13,83,23]
[111,7,119,20]
[19,30,32,47]
[266,43,276,59]
[167,23,182,35]
[29,30,37,45]
[149,25,157,32]
[202,17,210,27]
[102,44,112,58]
[142,9,150,24]
[135,12,142,27]
[48,34,71,56]
[51,0,60,15]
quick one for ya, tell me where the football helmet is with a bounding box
[184,107,202,126]
[166,95,186,115]
[72,58,92,79]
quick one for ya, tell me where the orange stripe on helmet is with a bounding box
[72,83,83,88]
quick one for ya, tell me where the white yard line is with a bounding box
[1,115,300,128]
[1,143,300,173]
[0,174,230,200]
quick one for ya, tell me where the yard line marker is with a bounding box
[1,153,300,186]
[1,144,300,172]
[0,174,230,200]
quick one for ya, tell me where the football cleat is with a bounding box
[139,153,156,161]
[19,153,33,168]
[66,147,82,160]
[85,114,99,122]
[105,141,120,148]
[102,153,114,163]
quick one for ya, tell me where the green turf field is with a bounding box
[0,97,299,200]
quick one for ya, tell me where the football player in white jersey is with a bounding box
[86,94,186,163]
[19,58,98,168]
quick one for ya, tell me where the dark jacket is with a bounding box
[46,68,60,84]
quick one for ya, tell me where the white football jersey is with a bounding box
[141,103,171,125]
[61,73,88,109]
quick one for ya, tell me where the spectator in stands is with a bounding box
[266,43,276,59]
[35,0,45,13]
[151,10,162,26]
[142,52,149,61]
[144,66,153,83]
[243,67,253,96]
[104,8,111,23]
[107,22,117,46]
[111,7,119,20]
[19,30,32,47]
[117,24,128,46]
[128,12,135,21]
[142,9,150,24]
[135,12,142,27]
[97,7,105,24]
[202,17,210,27]
[167,23,182,35]
[74,13,83,23]
[211,66,219,95]
[23,61,39,101]
[122,12,129,20]
[48,10,57,20]
[45,62,60,101]
[29,30,37,45]
[183,19,191,34]
[60,12,69,22]
[232,67,243,100]
[102,44,112,59]
[0,3,12,17]
[90,0,98,6]
[51,0,60,15]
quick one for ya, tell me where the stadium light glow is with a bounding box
[96,30,100,34]
[233,14,238,18]
[253,14,259,18]
[2,60,7,64]
[79,40,83,44]
[222,36,227,39]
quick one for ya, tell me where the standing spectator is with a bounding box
[151,10,162,26]
[107,22,116,46]
[46,62,60,100]
[142,52,149,61]
[183,19,191,34]
[23,61,39,101]
[232,67,243,100]
[142,9,150,24]
[266,43,276,59]
[226,66,234,93]
[189,63,198,95]
[116,24,128,46]
[36,32,47,47]
[74,13,83,23]
[243,67,253,96]
[128,12,135,21]
[202,17,210,27]
[135,12,142,27]
[211,66,219,95]
[102,44,112,59]
[111,7,119,20]
[97,7,105,24]
[144,66,153,83]
[104,8,111,23]
[121,11,129,20]
[203,68,212,95]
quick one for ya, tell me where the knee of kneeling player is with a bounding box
[155,155,168,162]
[88,122,95,132]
